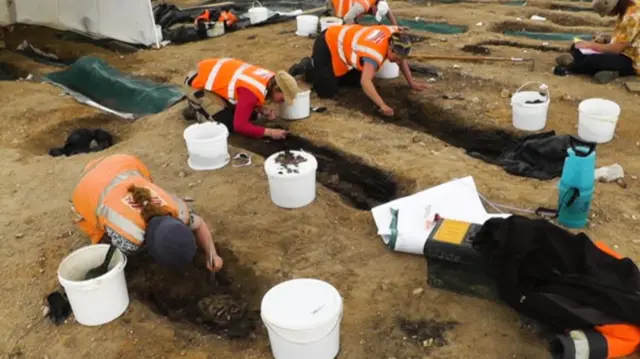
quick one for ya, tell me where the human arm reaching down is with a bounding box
[399,59,427,91]
[190,214,224,272]
[234,87,287,140]
[360,59,394,116]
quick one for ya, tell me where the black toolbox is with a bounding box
[423,218,499,301]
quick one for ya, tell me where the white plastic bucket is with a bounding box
[375,60,399,79]
[264,150,318,208]
[280,90,311,120]
[248,0,269,24]
[320,17,342,31]
[510,81,550,131]
[261,278,343,359]
[58,244,129,326]
[183,121,230,171]
[296,15,319,36]
[578,98,620,144]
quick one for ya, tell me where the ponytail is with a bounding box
[127,185,172,224]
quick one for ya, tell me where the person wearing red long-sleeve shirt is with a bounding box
[184,58,302,140]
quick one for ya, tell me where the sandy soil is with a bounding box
[1,0,640,358]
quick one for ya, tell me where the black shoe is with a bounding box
[553,66,571,76]
[288,57,313,77]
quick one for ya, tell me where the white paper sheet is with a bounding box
[371,176,511,255]
[578,48,602,55]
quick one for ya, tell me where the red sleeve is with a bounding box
[233,87,266,138]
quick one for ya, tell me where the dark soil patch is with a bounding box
[398,317,458,347]
[549,3,593,12]
[489,20,560,34]
[24,113,131,155]
[461,45,491,55]
[127,246,264,339]
[473,39,567,53]
[335,85,520,160]
[229,134,403,210]
[0,62,25,81]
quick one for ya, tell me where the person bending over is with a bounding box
[555,0,640,83]
[329,0,398,26]
[71,154,223,272]
[185,58,302,140]
[289,25,426,117]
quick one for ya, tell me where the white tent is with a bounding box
[0,0,161,47]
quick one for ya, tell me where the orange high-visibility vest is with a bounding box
[551,241,640,359]
[193,9,212,25]
[71,154,190,247]
[332,0,376,17]
[189,58,274,105]
[325,25,397,77]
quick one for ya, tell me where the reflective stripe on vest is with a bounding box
[94,171,191,245]
[337,26,385,71]
[204,59,269,104]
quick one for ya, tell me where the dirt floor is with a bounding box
[1,0,640,358]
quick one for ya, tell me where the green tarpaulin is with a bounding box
[44,56,184,119]
[359,16,468,34]
[503,30,592,41]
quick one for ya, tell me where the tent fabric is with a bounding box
[44,56,185,119]
[359,16,467,34]
[0,0,159,47]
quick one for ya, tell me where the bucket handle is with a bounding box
[252,0,264,8]
[569,136,596,157]
[263,312,343,345]
[514,81,550,100]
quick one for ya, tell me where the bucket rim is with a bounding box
[578,98,620,114]
[58,244,127,287]
[183,122,230,142]
[510,91,550,107]
[264,150,319,178]
[260,278,343,331]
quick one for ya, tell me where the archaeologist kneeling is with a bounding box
[184,58,302,140]
[289,25,426,117]
[71,154,223,272]
[554,0,640,84]
[329,0,398,26]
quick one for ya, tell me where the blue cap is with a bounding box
[145,216,197,269]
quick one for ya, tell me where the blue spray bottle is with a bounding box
[557,137,596,229]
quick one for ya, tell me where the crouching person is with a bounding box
[184,58,302,140]
[71,154,223,272]
[288,25,426,117]
[555,0,640,83]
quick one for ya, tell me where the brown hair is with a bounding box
[614,0,632,17]
[127,185,172,224]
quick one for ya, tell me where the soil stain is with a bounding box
[126,246,263,339]
[473,39,567,53]
[336,86,520,160]
[230,134,402,210]
[398,317,458,348]
[0,62,25,81]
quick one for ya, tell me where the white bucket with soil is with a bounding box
[320,16,342,31]
[280,90,311,120]
[248,0,269,24]
[296,15,319,36]
[578,98,620,144]
[375,60,399,79]
[58,244,129,326]
[510,81,550,131]
[261,278,343,359]
[183,121,230,171]
[264,150,318,208]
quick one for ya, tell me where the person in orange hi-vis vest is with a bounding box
[71,154,223,272]
[184,58,302,140]
[329,0,397,26]
[289,25,426,117]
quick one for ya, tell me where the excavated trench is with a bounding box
[335,85,520,159]
[470,39,567,53]
[490,20,594,41]
[229,134,404,210]
[126,245,265,339]
[0,62,26,81]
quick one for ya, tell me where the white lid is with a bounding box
[261,278,342,330]
[264,150,318,177]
